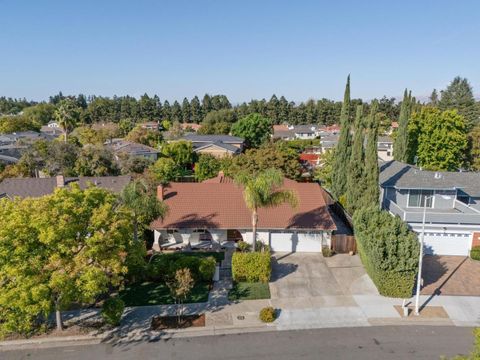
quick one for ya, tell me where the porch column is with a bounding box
[179,230,193,245]
[209,229,227,246]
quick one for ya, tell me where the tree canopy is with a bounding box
[231,113,272,148]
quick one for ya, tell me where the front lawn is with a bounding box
[228,282,271,301]
[120,281,210,306]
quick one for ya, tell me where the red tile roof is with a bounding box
[299,153,320,162]
[151,178,336,231]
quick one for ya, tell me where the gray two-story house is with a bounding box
[380,161,480,256]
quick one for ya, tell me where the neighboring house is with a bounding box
[1,131,51,143]
[272,124,322,140]
[387,121,399,135]
[177,134,244,158]
[0,144,27,163]
[107,139,159,161]
[180,123,202,132]
[40,125,64,138]
[377,136,394,161]
[150,175,336,252]
[380,160,480,256]
[47,121,60,128]
[0,175,131,199]
[320,134,339,153]
[140,121,160,131]
[299,147,322,170]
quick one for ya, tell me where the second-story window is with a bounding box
[408,190,434,208]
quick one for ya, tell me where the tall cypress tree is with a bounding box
[331,75,352,200]
[393,89,411,163]
[362,100,380,208]
[345,105,365,214]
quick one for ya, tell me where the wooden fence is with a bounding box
[331,235,357,254]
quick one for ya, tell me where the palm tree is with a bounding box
[54,99,80,143]
[235,169,298,252]
[119,179,168,242]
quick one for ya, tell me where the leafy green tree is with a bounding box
[161,140,194,168]
[353,206,419,298]
[0,186,133,335]
[171,101,182,123]
[0,115,40,133]
[125,125,162,148]
[119,179,167,242]
[393,89,412,163]
[228,142,302,180]
[181,97,191,123]
[313,149,335,190]
[198,109,236,135]
[234,168,298,251]
[231,113,272,148]
[345,105,365,214]
[362,101,380,208]
[23,103,56,125]
[331,75,352,199]
[194,154,221,181]
[429,89,439,106]
[75,145,119,176]
[468,125,480,171]
[54,99,81,143]
[439,76,479,128]
[408,107,468,171]
[149,157,180,184]
[190,96,202,123]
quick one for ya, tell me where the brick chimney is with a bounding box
[157,184,164,201]
[56,175,65,188]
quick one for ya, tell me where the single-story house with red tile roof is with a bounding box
[150,174,336,252]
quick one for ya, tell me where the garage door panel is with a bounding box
[423,233,471,256]
[269,232,321,253]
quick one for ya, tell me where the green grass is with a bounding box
[228,282,271,301]
[120,281,210,306]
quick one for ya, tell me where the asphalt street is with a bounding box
[1,326,475,360]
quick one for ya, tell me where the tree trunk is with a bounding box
[252,210,258,252]
[55,303,63,331]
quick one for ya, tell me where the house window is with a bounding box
[408,190,433,208]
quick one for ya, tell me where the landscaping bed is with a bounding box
[228,282,271,301]
[120,281,210,306]
[151,314,205,330]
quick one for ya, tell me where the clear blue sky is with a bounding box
[1,0,479,103]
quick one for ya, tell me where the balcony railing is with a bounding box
[382,198,480,225]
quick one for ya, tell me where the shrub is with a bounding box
[471,247,480,261]
[256,241,270,253]
[259,306,276,323]
[322,246,334,257]
[199,256,216,282]
[353,206,420,298]
[232,251,271,283]
[237,241,251,252]
[101,298,125,326]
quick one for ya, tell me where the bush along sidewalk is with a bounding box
[353,206,420,298]
[231,251,271,283]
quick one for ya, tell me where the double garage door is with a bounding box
[423,232,472,256]
[269,232,322,253]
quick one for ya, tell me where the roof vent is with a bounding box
[434,172,442,179]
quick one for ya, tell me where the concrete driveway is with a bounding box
[269,252,378,302]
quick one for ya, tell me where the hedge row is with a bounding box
[232,251,271,283]
[148,254,216,283]
[471,246,480,261]
[353,207,420,298]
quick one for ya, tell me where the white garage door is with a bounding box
[269,232,321,253]
[423,232,471,256]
